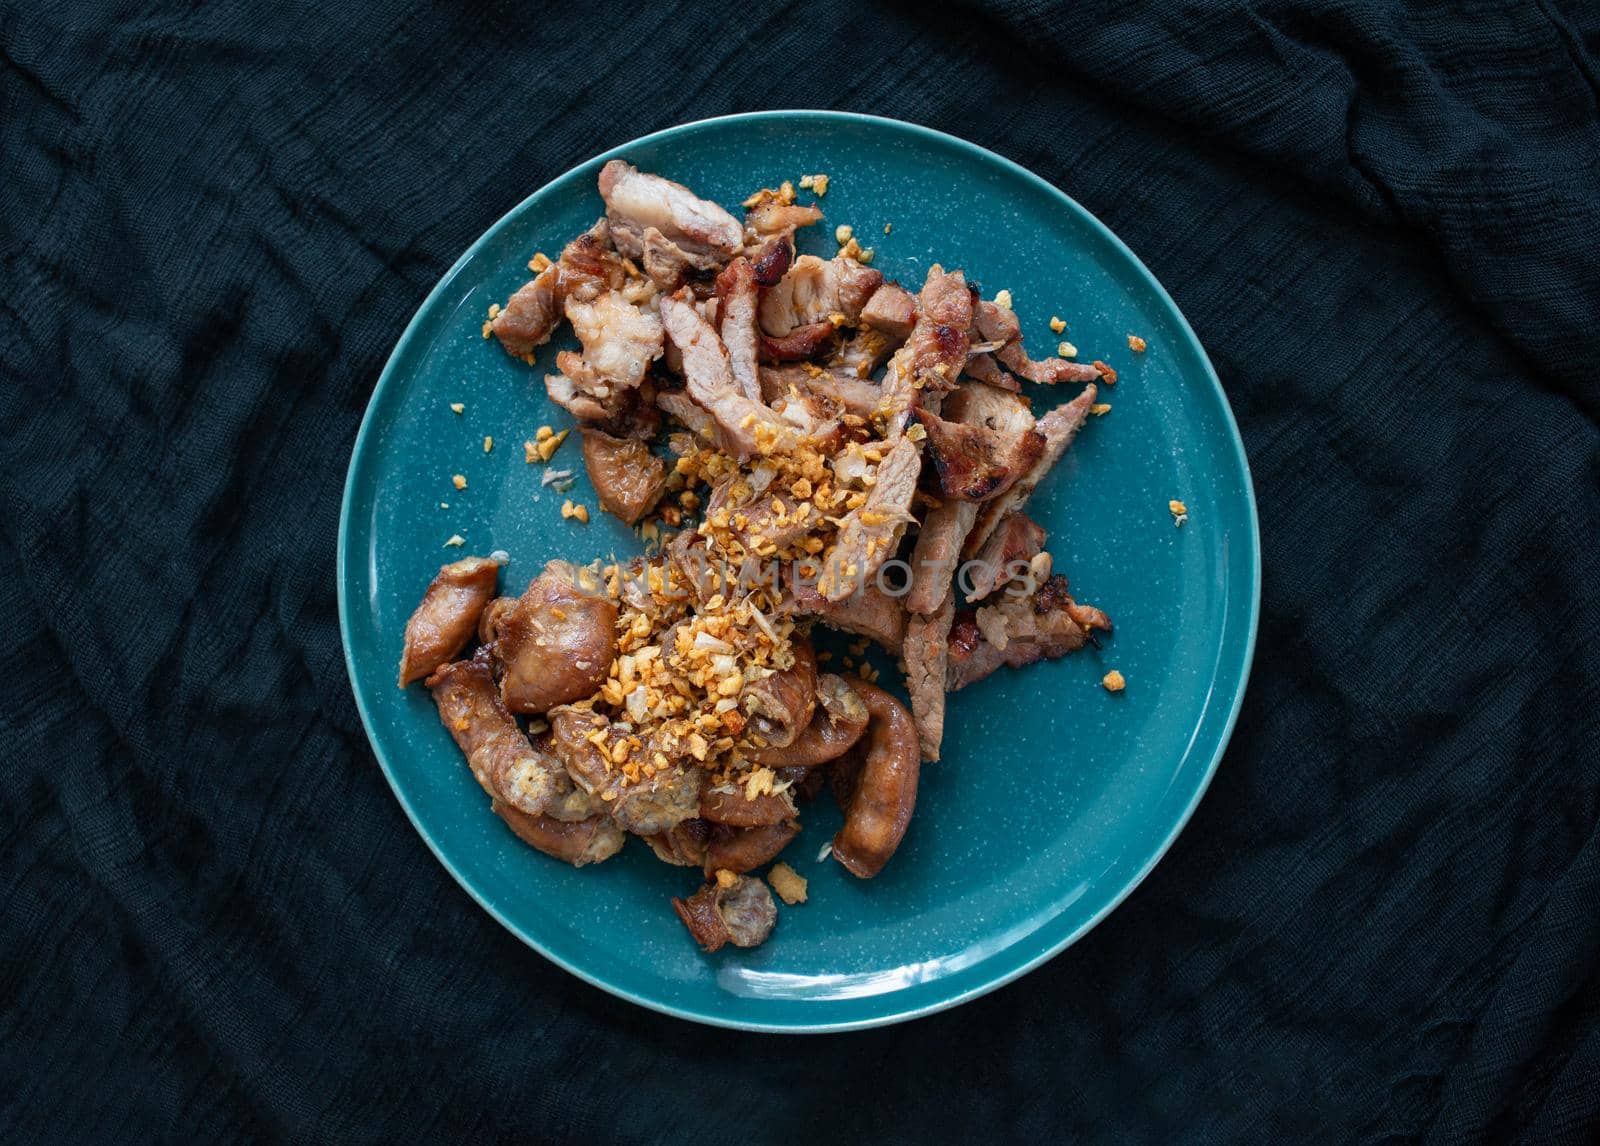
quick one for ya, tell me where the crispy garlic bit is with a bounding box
[1128,334,1147,353]
[768,862,808,905]
[449,402,465,415]
[798,173,830,197]
[1102,670,1126,693]
[1169,499,1188,527]
[1057,341,1078,359]
[443,533,465,548]
[561,499,590,523]
[1049,316,1066,333]
[1090,403,1112,416]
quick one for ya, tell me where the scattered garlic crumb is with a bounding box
[834,224,853,244]
[528,252,553,272]
[1058,341,1078,359]
[1102,670,1126,692]
[535,425,553,442]
[1128,334,1147,353]
[817,842,834,863]
[883,222,892,235]
[483,436,493,453]
[905,421,927,442]
[536,428,570,462]
[449,402,464,415]
[561,499,589,523]
[799,173,830,196]
[439,502,449,509]
[451,474,467,490]
[715,868,737,889]
[1090,403,1112,416]
[523,440,538,464]
[993,289,1013,310]
[1049,316,1066,333]
[1169,499,1188,527]
[444,534,465,548]
[489,549,510,564]
[768,862,808,905]
[481,320,493,339]
[486,303,501,320]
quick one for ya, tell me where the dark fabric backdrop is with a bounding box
[3,0,1598,1141]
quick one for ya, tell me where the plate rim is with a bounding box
[336,109,1261,1034]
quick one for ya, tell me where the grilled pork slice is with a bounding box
[971,298,1103,385]
[757,254,883,337]
[912,405,1044,502]
[744,188,824,242]
[759,364,882,421]
[878,265,973,434]
[491,560,617,714]
[945,575,1111,690]
[491,219,626,359]
[788,573,908,653]
[673,874,777,951]
[426,655,586,820]
[964,512,1047,603]
[659,292,795,461]
[858,281,918,341]
[397,555,503,685]
[741,640,818,749]
[964,385,1096,559]
[493,801,625,867]
[547,706,703,837]
[902,594,954,761]
[715,257,763,402]
[580,429,666,525]
[819,436,921,602]
[597,160,744,271]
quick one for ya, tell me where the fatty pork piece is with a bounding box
[858,281,918,341]
[673,874,778,952]
[787,574,907,654]
[902,594,954,761]
[491,218,626,360]
[659,291,796,461]
[546,361,662,434]
[971,298,1103,386]
[946,574,1112,691]
[964,512,1048,602]
[741,640,818,749]
[905,381,1039,615]
[580,429,666,525]
[397,554,503,686]
[878,265,973,435]
[964,384,1097,559]
[547,706,702,836]
[818,436,922,602]
[490,560,617,714]
[598,160,744,273]
[743,187,824,242]
[564,290,663,391]
[912,404,1044,502]
[426,655,595,824]
[758,254,884,337]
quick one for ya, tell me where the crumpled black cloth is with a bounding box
[3,0,1598,1140]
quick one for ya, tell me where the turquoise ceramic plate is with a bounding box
[338,111,1258,1032]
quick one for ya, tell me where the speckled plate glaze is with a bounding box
[338,111,1259,1033]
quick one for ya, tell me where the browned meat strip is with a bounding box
[819,436,921,601]
[741,640,817,749]
[714,257,763,402]
[642,818,712,867]
[493,801,625,867]
[598,160,743,269]
[748,673,870,767]
[965,385,1097,559]
[703,822,799,876]
[747,234,796,286]
[547,706,704,836]
[828,326,899,378]
[757,254,883,337]
[831,682,920,878]
[962,350,1021,390]
[858,281,918,341]
[902,594,954,761]
[477,595,516,647]
[492,560,617,714]
[759,364,882,420]
[912,406,1045,502]
[580,429,666,525]
[946,574,1112,691]
[906,499,978,616]
[788,574,908,653]
[544,352,664,433]
[426,655,581,818]
[655,388,718,441]
[699,784,798,827]
[971,299,1104,385]
[964,512,1048,602]
[397,555,502,685]
[673,874,778,951]
[879,265,973,434]
[491,219,627,359]
[759,320,837,363]
[659,292,796,461]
